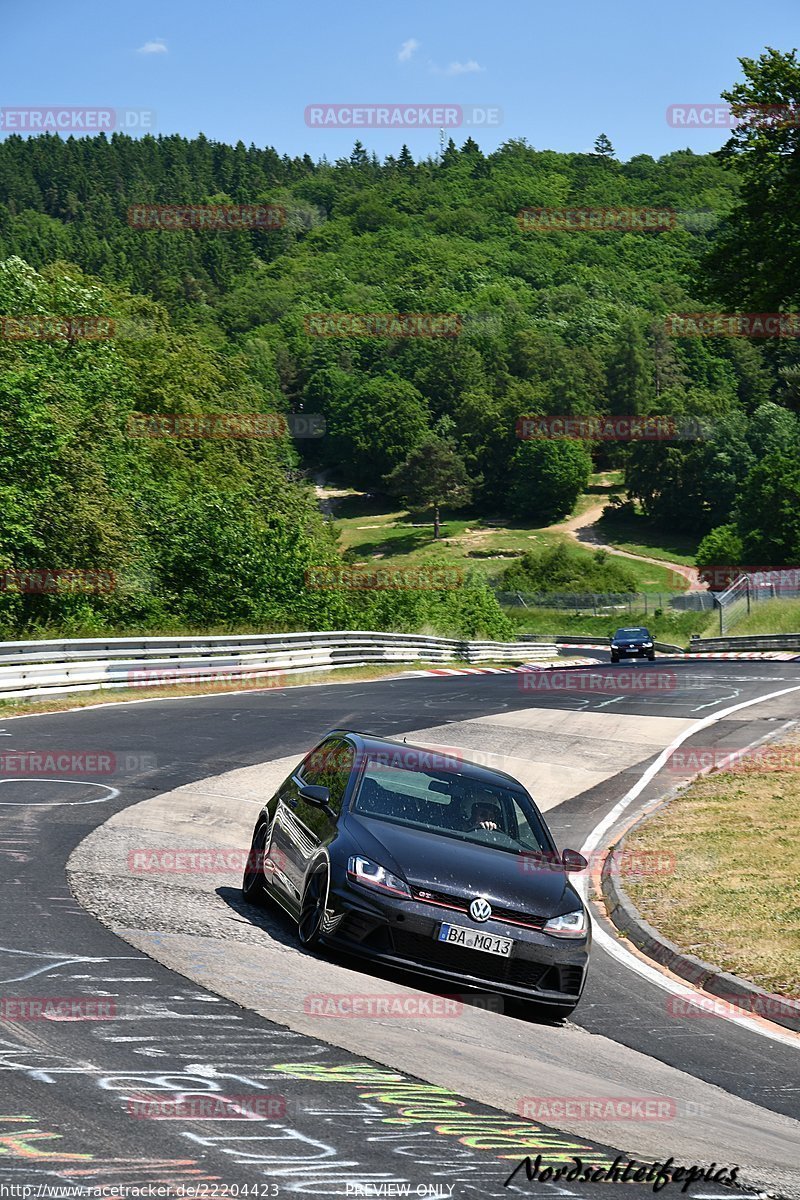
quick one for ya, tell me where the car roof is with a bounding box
[323,729,526,790]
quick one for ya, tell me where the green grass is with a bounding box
[593,509,700,567]
[723,599,800,637]
[334,490,689,594]
[504,606,704,645]
[587,552,689,594]
[622,737,800,997]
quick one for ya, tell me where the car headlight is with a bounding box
[543,907,588,939]
[643,641,653,647]
[347,855,411,898]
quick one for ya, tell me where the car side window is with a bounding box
[508,796,549,852]
[299,737,354,816]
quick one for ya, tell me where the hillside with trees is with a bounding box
[2,46,800,636]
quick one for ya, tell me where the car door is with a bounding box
[260,772,300,906]
[269,737,354,910]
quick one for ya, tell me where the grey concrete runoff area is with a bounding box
[68,702,800,1197]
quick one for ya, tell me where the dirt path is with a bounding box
[311,471,358,517]
[549,502,704,590]
[312,472,705,590]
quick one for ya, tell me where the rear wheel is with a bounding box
[242,821,269,904]
[298,862,329,948]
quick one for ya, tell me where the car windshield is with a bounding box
[615,628,649,640]
[351,756,553,857]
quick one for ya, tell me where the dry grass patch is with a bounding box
[620,737,800,998]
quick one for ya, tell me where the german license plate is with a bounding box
[438,923,513,957]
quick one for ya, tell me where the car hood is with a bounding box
[348,815,579,918]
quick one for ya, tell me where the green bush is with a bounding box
[501,540,638,594]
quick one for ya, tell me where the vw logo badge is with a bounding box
[469,897,492,923]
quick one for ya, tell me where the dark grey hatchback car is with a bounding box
[242,730,591,1016]
[610,626,656,662]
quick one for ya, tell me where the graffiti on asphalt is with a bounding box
[271,1063,612,1166]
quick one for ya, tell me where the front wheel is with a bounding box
[610,652,619,663]
[298,862,329,948]
[538,1002,578,1020]
[242,821,269,904]
[510,997,579,1022]
[648,652,656,661]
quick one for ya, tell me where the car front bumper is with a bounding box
[322,880,590,1006]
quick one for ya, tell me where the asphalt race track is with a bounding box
[1,656,799,1198]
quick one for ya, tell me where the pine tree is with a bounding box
[349,141,369,167]
[607,317,652,415]
[593,133,616,158]
[441,138,459,168]
[397,144,415,171]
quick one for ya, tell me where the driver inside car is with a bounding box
[469,791,504,832]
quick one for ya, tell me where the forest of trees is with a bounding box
[2,47,800,636]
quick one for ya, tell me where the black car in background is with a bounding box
[242,730,591,1016]
[610,626,656,662]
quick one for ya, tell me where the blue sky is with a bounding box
[4,0,799,160]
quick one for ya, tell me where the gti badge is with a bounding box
[469,897,492,923]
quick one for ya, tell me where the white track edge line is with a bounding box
[579,681,800,1050]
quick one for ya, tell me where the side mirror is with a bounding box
[561,848,588,872]
[298,784,332,809]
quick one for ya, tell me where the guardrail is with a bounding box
[496,589,712,612]
[522,634,685,654]
[688,632,800,652]
[0,631,560,701]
